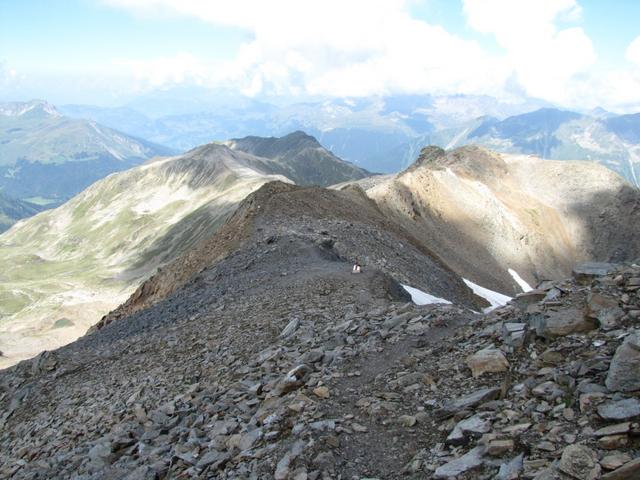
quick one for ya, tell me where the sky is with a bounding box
[1,0,640,111]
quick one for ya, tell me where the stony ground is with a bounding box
[1,183,639,479]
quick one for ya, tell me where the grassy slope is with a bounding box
[0,152,288,368]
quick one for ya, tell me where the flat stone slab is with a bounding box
[441,387,501,416]
[597,398,640,420]
[434,446,485,479]
[573,262,617,284]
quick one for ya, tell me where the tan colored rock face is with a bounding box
[466,348,510,377]
[344,146,640,296]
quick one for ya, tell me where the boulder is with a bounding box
[585,293,623,330]
[572,262,617,285]
[558,444,600,480]
[605,333,640,392]
[434,446,485,478]
[466,348,510,377]
[529,308,597,339]
[597,398,640,420]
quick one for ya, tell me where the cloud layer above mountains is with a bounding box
[5,0,640,111]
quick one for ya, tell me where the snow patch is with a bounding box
[508,268,533,292]
[463,278,512,313]
[402,284,452,306]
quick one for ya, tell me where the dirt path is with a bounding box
[319,313,470,479]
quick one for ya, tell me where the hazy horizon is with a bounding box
[2,0,640,112]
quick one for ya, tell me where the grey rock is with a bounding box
[495,453,524,480]
[280,318,301,338]
[446,413,493,445]
[434,446,485,478]
[558,444,600,480]
[529,308,597,338]
[441,387,501,416]
[597,398,640,420]
[605,332,640,392]
[573,262,617,285]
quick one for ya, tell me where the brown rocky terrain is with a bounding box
[1,174,640,479]
[343,146,640,296]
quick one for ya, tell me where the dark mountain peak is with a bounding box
[227,132,370,187]
[230,130,322,156]
[408,145,446,171]
[283,129,319,142]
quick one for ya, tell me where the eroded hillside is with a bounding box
[1,178,639,479]
[345,146,640,296]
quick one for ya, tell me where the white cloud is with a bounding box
[627,36,640,65]
[111,53,223,89]
[101,0,640,112]
[103,0,509,98]
[463,0,595,103]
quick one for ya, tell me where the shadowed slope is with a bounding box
[345,145,640,295]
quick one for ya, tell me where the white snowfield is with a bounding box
[508,268,533,292]
[403,278,513,314]
[463,278,512,313]
[402,285,452,306]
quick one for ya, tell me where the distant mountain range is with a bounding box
[59,89,550,171]
[0,131,368,367]
[384,108,640,187]
[59,91,640,186]
[0,100,174,206]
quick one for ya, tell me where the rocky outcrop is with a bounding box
[346,146,640,296]
[1,233,639,480]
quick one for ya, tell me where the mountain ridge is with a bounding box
[0,99,174,208]
[0,133,371,368]
[387,108,640,187]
